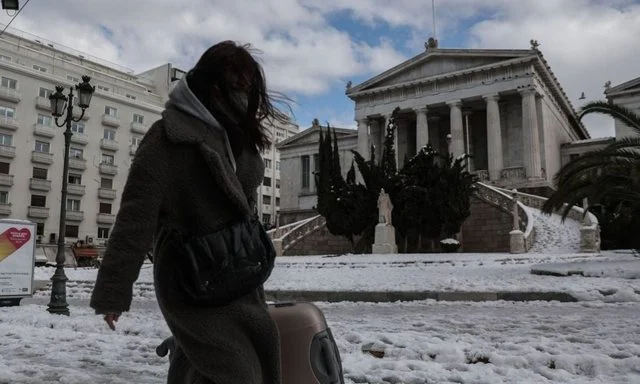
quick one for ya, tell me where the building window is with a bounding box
[69,147,83,159]
[36,222,44,236]
[276,179,280,189]
[98,227,110,239]
[0,191,7,204]
[33,64,47,72]
[100,178,113,189]
[34,140,50,153]
[301,155,310,189]
[0,106,15,118]
[39,87,53,98]
[276,131,285,138]
[31,195,46,207]
[276,197,280,206]
[32,167,48,180]
[64,225,79,238]
[0,162,8,174]
[101,154,114,165]
[276,161,280,171]
[67,75,80,83]
[262,214,271,225]
[263,195,271,205]
[104,106,118,117]
[66,199,81,211]
[71,122,85,134]
[97,85,110,92]
[264,159,272,169]
[133,114,144,124]
[37,114,53,126]
[103,129,116,140]
[68,174,82,185]
[131,136,142,147]
[263,176,272,187]
[1,76,17,90]
[99,203,112,214]
[125,94,137,100]
[0,133,12,146]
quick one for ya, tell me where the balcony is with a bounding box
[33,123,56,138]
[29,178,51,192]
[69,157,87,171]
[130,121,148,135]
[65,210,84,222]
[129,144,138,156]
[32,151,54,165]
[0,174,13,186]
[0,203,11,216]
[99,163,118,175]
[101,114,120,128]
[0,116,18,131]
[35,96,51,111]
[70,133,89,145]
[0,87,21,103]
[72,108,90,121]
[27,206,49,219]
[97,213,116,225]
[0,145,16,158]
[100,138,119,151]
[98,188,116,200]
[67,184,86,196]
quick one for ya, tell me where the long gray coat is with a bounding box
[90,80,280,383]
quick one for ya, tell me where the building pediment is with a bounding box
[605,75,640,97]
[277,125,356,149]
[348,49,535,95]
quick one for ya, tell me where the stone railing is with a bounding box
[270,215,326,256]
[267,215,318,240]
[500,166,526,181]
[494,187,599,226]
[471,169,489,182]
[475,182,535,251]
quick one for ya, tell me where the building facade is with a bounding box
[258,119,299,226]
[277,121,358,225]
[605,76,640,138]
[346,41,590,193]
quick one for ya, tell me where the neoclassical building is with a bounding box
[346,40,590,194]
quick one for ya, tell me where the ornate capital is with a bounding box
[446,99,462,108]
[518,86,538,97]
[483,93,500,102]
[413,106,428,114]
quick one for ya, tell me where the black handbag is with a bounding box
[156,198,276,307]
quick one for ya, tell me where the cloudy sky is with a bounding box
[5,0,640,137]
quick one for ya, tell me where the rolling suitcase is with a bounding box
[268,301,345,384]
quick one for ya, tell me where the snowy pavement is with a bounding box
[1,300,639,383]
[34,251,640,302]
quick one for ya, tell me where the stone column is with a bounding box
[520,88,542,179]
[356,118,369,183]
[415,107,429,152]
[370,119,381,161]
[447,100,464,158]
[484,94,504,181]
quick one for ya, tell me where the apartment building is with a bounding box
[259,119,299,227]
[0,27,186,245]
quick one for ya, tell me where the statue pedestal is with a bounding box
[372,223,397,254]
[580,225,600,253]
[509,229,526,254]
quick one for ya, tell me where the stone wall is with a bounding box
[460,195,512,252]
[283,224,355,256]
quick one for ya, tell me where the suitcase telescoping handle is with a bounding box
[311,330,344,384]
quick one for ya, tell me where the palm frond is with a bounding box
[579,101,640,134]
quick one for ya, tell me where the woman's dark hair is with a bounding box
[187,41,291,152]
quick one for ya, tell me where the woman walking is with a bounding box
[90,41,288,383]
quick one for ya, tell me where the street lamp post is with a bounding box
[47,76,95,315]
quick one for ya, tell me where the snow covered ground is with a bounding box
[526,207,582,254]
[1,300,639,383]
[33,251,640,302]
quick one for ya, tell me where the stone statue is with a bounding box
[345,80,352,90]
[530,39,540,50]
[424,37,438,50]
[377,188,393,225]
[604,80,612,89]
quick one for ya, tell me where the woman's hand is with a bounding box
[103,313,121,331]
